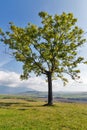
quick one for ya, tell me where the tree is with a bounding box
[0,12,86,105]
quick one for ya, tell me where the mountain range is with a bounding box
[0,86,34,94]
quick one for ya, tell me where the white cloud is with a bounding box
[0,71,48,91]
[0,71,20,87]
[0,70,87,92]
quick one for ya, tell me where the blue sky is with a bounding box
[0,0,87,92]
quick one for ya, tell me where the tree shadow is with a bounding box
[0,101,49,109]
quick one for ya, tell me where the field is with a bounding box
[0,95,87,130]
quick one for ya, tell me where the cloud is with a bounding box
[0,71,47,91]
[0,71,20,87]
[0,70,87,92]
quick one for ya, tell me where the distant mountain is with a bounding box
[0,86,34,94]
[20,90,48,97]
[20,91,87,99]
[20,91,87,103]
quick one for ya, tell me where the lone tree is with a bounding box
[0,12,86,105]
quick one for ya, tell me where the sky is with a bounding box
[0,0,87,92]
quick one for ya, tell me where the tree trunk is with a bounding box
[47,72,53,106]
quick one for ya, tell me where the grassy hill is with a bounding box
[0,96,87,130]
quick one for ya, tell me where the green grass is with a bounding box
[0,98,87,130]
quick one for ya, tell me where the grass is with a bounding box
[0,97,87,130]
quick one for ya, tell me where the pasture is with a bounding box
[0,96,87,130]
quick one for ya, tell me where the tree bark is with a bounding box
[47,72,53,105]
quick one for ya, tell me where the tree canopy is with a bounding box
[0,12,86,105]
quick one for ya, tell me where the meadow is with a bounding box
[0,96,87,130]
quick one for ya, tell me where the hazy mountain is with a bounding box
[20,90,87,98]
[0,86,34,94]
